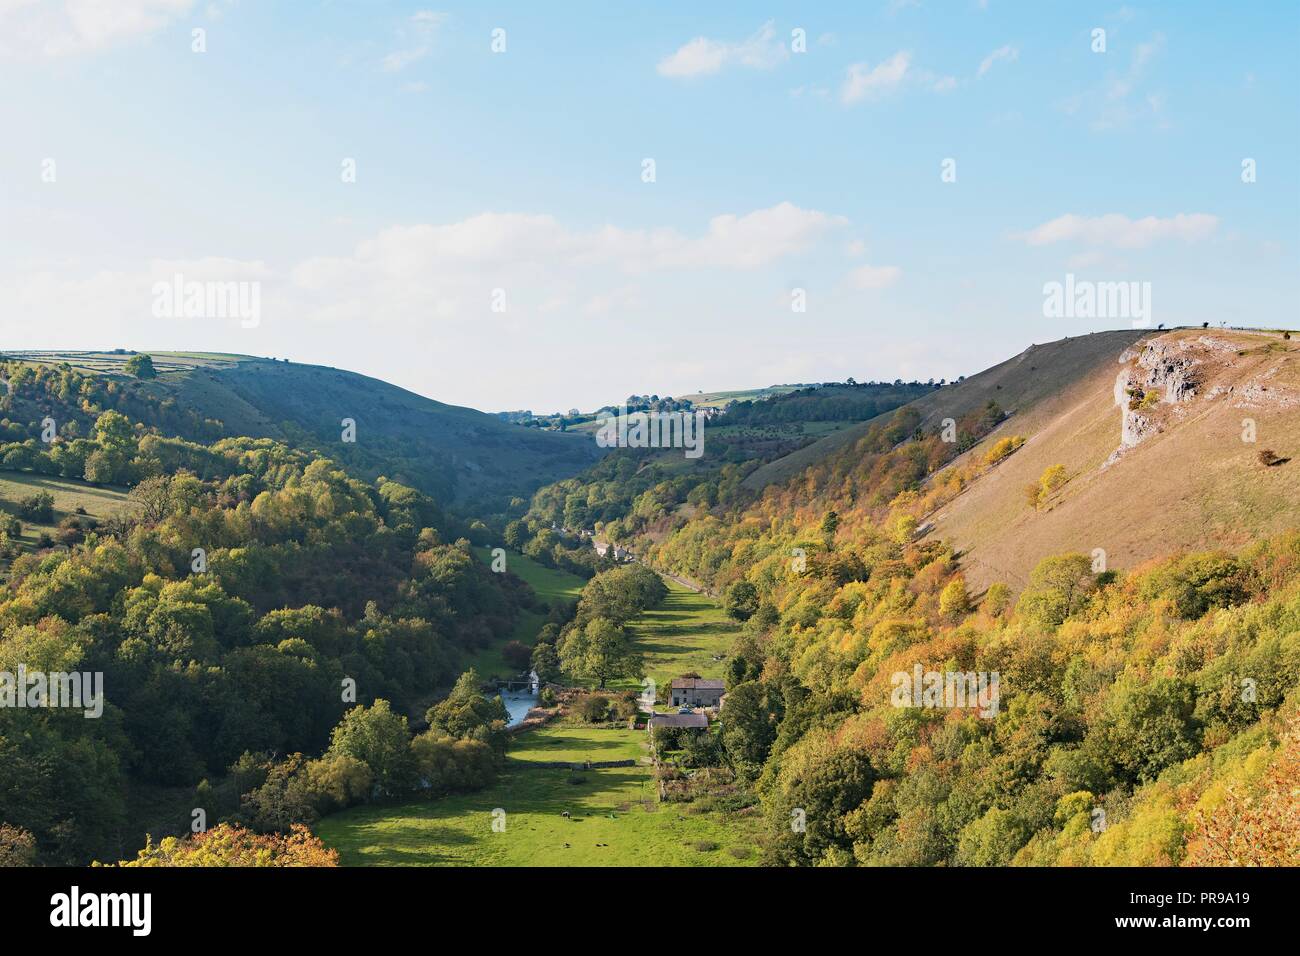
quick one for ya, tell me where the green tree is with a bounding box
[425,670,509,754]
[1016,554,1096,627]
[558,617,642,688]
[938,575,970,621]
[724,580,760,622]
[124,353,157,379]
[326,699,414,797]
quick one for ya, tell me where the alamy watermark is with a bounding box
[595,405,706,459]
[890,665,1000,718]
[1042,273,1150,328]
[0,666,103,718]
[151,273,261,328]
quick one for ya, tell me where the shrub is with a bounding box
[983,582,1011,617]
[579,694,610,722]
[1258,448,1281,467]
[0,824,37,866]
[114,824,337,867]
[17,491,54,523]
[983,435,1025,466]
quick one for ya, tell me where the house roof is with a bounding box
[648,713,708,729]
[670,678,725,690]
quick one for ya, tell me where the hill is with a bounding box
[925,329,1300,590]
[5,351,604,512]
[742,330,1150,494]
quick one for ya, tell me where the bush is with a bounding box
[579,694,610,722]
[17,491,54,523]
[1258,448,1281,467]
[983,435,1025,466]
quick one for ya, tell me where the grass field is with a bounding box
[0,470,132,555]
[315,722,762,866]
[466,547,586,678]
[617,580,739,692]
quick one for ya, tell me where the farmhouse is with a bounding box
[670,677,724,708]
[647,713,708,732]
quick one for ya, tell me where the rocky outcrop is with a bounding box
[1138,339,1200,403]
[1105,332,1300,468]
[1104,338,1202,467]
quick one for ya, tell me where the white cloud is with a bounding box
[977,44,1018,77]
[657,20,788,78]
[1060,32,1167,130]
[0,0,192,59]
[847,264,902,289]
[381,10,445,73]
[1021,213,1218,249]
[294,203,846,287]
[841,51,911,103]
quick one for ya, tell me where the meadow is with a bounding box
[0,470,132,554]
[466,546,586,677]
[618,579,739,691]
[315,722,761,866]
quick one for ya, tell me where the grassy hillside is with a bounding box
[0,470,132,556]
[466,547,586,678]
[6,350,604,512]
[742,330,1149,493]
[926,329,1300,590]
[315,722,761,866]
[621,580,739,691]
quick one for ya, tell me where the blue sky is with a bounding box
[1,0,1296,411]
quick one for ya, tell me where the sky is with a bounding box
[1,0,1296,413]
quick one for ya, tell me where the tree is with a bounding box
[503,519,529,550]
[124,353,157,379]
[326,699,415,796]
[558,617,642,688]
[530,641,560,683]
[724,580,760,622]
[93,410,134,449]
[16,491,54,523]
[938,575,970,621]
[1186,717,1300,866]
[501,640,532,671]
[129,475,173,524]
[1027,464,1069,509]
[115,824,337,866]
[983,582,1012,617]
[1016,554,1095,626]
[0,824,37,866]
[425,670,509,754]
[1085,677,1201,785]
[821,510,840,548]
[721,681,781,778]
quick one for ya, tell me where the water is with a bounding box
[498,691,539,728]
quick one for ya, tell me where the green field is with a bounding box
[315,723,762,866]
[618,580,740,691]
[0,470,132,554]
[466,547,586,678]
